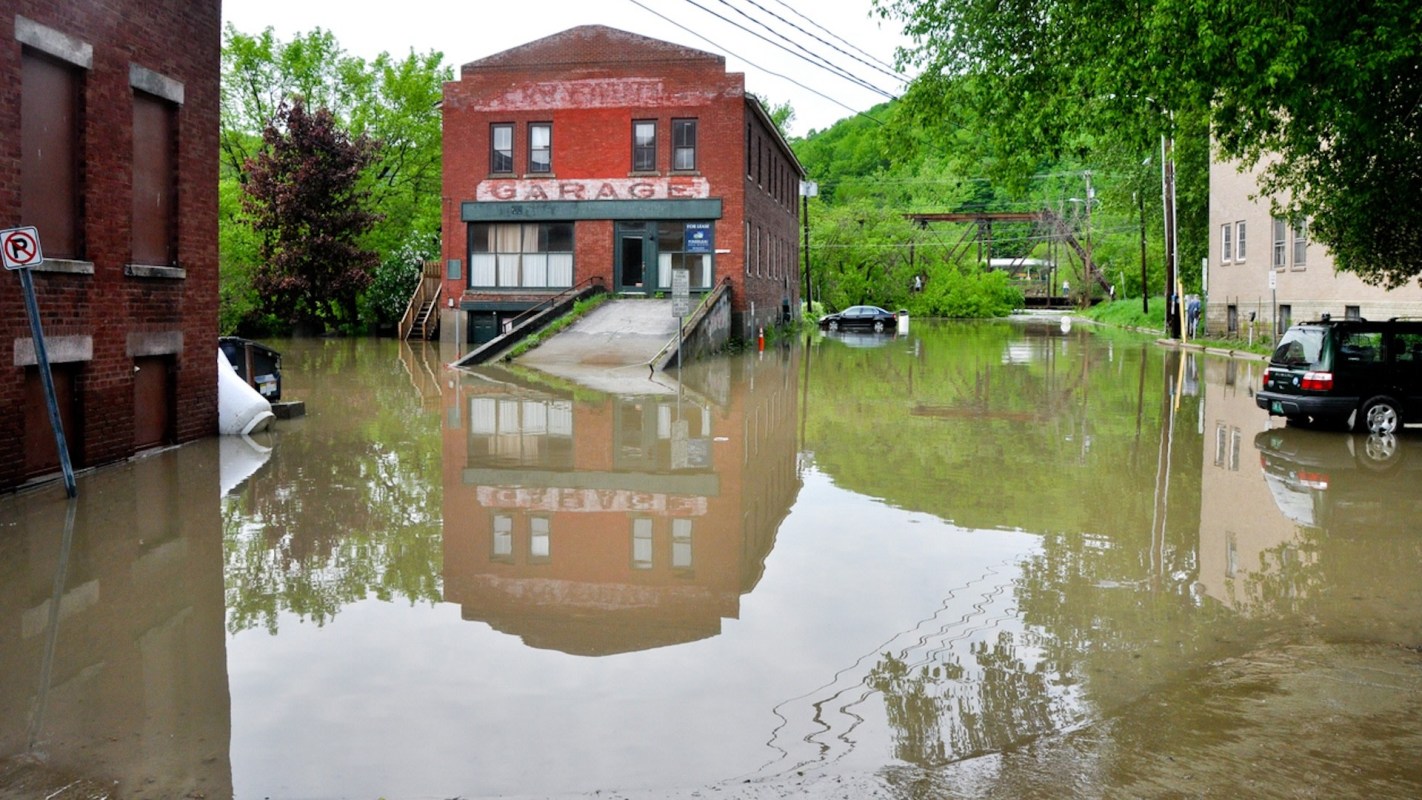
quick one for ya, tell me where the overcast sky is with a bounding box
[220,0,914,136]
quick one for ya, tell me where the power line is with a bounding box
[755,0,907,86]
[679,0,896,100]
[626,0,887,126]
[769,0,901,77]
[709,0,896,98]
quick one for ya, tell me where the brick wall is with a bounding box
[0,1,221,489]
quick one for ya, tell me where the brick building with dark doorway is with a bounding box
[441,25,804,347]
[1,3,220,490]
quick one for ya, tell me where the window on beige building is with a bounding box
[1221,224,1233,262]
[1292,220,1308,268]
[1271,218,1286,268]
[1236,221,1246,262]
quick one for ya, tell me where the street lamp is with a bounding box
[799,180,818,313]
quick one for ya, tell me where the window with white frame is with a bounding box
[528,123,551,173]
[1235,220,1246,261]
[632,518,654,569]
[1271,217,1286,268]
[469,222,574,289]
[529,517,551,562]
[492,515,514,562]
[1292,220,1308,267]
[1221,223,1233,262]
[671,519,693,569]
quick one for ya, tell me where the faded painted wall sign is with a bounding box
[477,177,710,202]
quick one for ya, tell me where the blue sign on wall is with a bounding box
[685,221,713,254]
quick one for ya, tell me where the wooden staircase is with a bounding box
[399,260,443,341]
[411,296,439,340]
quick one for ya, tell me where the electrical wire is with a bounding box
[681,0,896,99]
[756,0,907,86]
[626,0,888,126]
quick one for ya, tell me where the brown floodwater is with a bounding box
[2,320,1420,799]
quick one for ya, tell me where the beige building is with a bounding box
[1207,157,1422,337]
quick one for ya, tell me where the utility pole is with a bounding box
[800,180,817,313]
[1084,170,1094,308]
[1162,133,1180,338]
[1138,189,1149,314]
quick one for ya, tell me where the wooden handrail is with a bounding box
[399,260,444,340]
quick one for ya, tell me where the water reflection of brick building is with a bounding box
[0,444,230,795]
[443,353,800,655]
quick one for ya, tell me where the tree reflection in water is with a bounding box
[868,628,1084,767]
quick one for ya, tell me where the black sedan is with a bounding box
[818,305,898,333]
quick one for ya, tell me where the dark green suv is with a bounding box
[1257,318,1422,433]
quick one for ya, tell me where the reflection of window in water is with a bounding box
[493,515,514,562]
[1215,424,1227,467]
[672,519,693,569]
[469,397,573,467]
[1230,427,1242,471]
[529,517,550,563]
[1226,532,1238,578]
[620,398,714,470]
[632,518,654,569]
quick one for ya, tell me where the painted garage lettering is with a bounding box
[478,177,711,203]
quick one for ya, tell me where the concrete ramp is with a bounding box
[514,299,681,394]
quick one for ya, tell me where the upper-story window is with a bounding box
[529,123,551,173]
[132,90,178,266]
[491,123,514,173]
[672,119,697,170]
[1271,217,1287,268]
[1292,220,1309,267]
[21,48,85,259]
[1220,223,1233,262]
[1236,221,1247,262]
[633,120,657,172]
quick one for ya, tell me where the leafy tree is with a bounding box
[220,25,449,332]
[877,0,1422,286]
[749,92,797,140]
[243,99,381,331]
[361,237,428,333]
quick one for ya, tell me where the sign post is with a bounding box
[671,267,690,368]
[4,226,77,497]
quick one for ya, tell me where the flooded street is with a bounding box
[3,320,1421,799]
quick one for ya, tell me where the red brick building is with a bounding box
[0,1,220,490]
[441,25,804,346]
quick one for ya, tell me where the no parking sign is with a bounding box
[5,225,73,496]
[2,226,44,269]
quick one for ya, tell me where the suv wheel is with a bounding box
[1358,396,1402,435]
